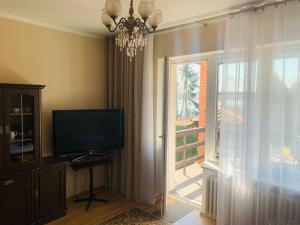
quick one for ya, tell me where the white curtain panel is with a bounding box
[218,1,300,225]
[139,34,156,204]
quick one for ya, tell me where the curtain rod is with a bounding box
[156,0,297,33]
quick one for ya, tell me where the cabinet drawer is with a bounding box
[0,170,33,225]
[35,162,66,220]
[0,171,30,189]
[0,180,33,225]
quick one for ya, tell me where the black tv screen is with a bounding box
[53,109,124,155]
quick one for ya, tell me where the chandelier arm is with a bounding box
[134,18,156,33]
[142,24,156,33]
[117,18,128,30]
[134,17,143,27]
[107,23,124,32]
[113,17,127,26]
[107,18,128,32]
[107,25,120,32]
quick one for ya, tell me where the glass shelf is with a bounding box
[10,113,34,116]
[10,147,34,155]
[11,138,34,143]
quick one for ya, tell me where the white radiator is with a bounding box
[204,175,218,220]
[218,183,300,225]
[201,161,300,224]
[257,189,300,225]
[202,162,218,220]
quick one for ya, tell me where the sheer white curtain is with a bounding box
[218,1,300,225]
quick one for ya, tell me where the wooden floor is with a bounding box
[48,189,215,225]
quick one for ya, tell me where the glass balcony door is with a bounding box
[4,89,39,168]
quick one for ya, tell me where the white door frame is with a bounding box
[164,50,224,200]
[157,51,224,213]
[156,56,170,214]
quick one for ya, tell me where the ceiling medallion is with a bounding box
[101,0,163,60]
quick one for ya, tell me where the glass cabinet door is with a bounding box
[5,90,38,167]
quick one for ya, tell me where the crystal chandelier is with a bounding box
[101,0,163,60]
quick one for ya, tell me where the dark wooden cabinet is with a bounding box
[35,161,66,224]
[0,89,4,170]
[0,84,66,225]
[0,171,32,225]
[3,87,41,169]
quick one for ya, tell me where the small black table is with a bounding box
[67,151,113,211]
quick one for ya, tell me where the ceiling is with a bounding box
[0,0,259,38]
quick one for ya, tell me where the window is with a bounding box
[215,62,246,156]
[216,64,223,156]
[175,63,201,163]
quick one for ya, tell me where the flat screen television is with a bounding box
[52,109,124,155]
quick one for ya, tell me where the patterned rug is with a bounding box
[98,208,169,225]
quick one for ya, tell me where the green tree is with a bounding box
[177,64,199,118]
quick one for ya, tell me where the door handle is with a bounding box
[4,125,9,134]
[4,179,14,186]
[35,190,39,199]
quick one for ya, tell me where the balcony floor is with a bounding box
[170,161,203,208]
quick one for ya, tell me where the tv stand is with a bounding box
[71,150,108,163]
[73,167,109,211]
[68,150,113,211]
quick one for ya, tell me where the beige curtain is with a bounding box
[106,37,145,201]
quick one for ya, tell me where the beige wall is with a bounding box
[154,21,225,59]
[0,17,107,197]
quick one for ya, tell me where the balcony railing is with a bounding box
[176,127,205,170]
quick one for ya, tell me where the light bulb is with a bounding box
[101,10,114,26]
[138,0,155,18]
[148,9,163,27]
[105,0,122,18]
